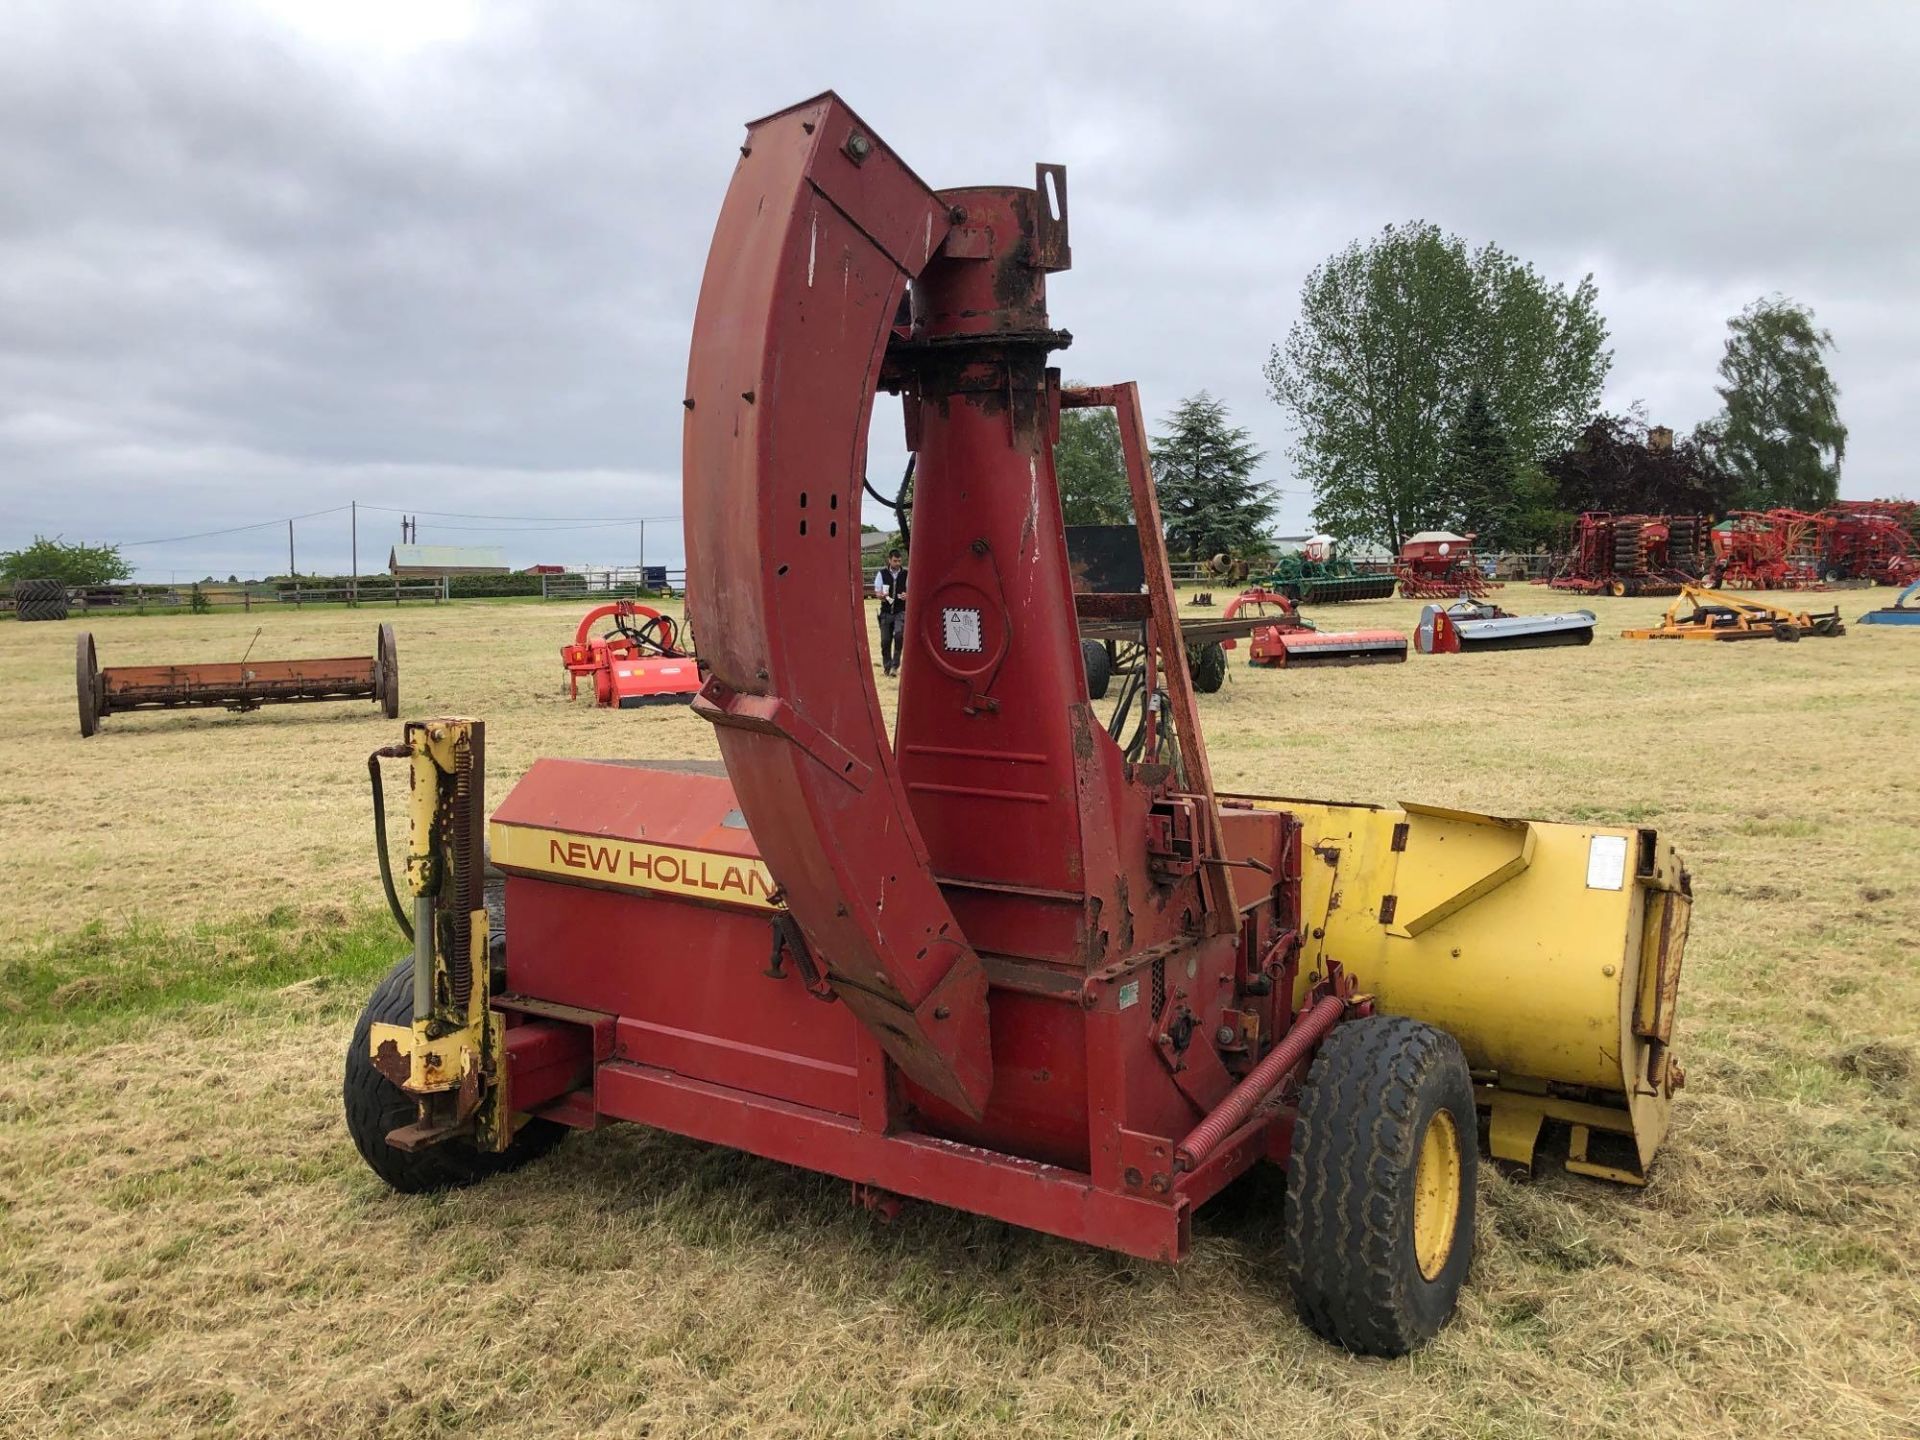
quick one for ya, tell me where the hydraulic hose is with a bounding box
[367,746,413,942]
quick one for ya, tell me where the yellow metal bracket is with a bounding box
[369,717,514,1153]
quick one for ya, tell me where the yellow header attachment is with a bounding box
[1242,797,1690,1185]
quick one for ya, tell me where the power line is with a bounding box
[118,505,352,546]
[413,519,680,534]
[101,502,677,548]
[357,503,677,523]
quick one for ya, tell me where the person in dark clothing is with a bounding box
[874,549,907,676]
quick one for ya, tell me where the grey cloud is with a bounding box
[1,1,1913,579]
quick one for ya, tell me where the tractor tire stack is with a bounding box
[1667,517,1701,577]
[11,578,69,622]
[1611,521,1643,583]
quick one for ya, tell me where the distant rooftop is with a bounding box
[389,544,510,575]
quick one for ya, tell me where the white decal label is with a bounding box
[1586,834,1628,891]
[942,607,983,653]
[1117,980,1140,1011]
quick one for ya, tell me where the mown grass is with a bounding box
[0,592,1916,1437]
[0,902,399,1049]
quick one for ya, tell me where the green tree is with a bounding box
[1544,410,1731,518]
[0,535,132,586]
[1707,296,1846,510]
[1054,404,1131,525]
[1434,385,1516,541]
[1265,221,1609,550]
[1150,392,1275,560]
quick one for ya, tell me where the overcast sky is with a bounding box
[2,2,1914,580]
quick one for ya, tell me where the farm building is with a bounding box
[388,544,509,577]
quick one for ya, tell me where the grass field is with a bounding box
[1,591,1915,1438]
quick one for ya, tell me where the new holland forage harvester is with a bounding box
[346,95,1693,1356]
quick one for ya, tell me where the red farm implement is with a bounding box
[560,601,702,708]
[1550,513,1706,597]
[346,93,1695,1357]
[1815,500,1917,586]
[76,625,397,738]
[1220,588,1407,666]
[1395,532,1498,598]
[1709,510,1825,590]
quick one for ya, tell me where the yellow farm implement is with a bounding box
[1621,584,1846,642]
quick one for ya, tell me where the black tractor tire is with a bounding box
[1283,1015,1477,1357]
[1772,621,1801,642]
[1082,640,1112,701]
[344,957,566,1193]
[1188,640,1228,694]
[13,578,70,622]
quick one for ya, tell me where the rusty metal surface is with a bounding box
[81,626,393,729]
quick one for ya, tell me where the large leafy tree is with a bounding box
[1265,221,1610,550]
[1054,404,1131,525]
[1151,392,1275,560]
[1,535,132,586]
[1707,296,1846,510]
[1544,411,1731,518]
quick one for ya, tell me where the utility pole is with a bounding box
[351,500,358,606]
[288,519,295,579]
[640,520,647,590]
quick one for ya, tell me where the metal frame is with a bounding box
[76,624,397,736]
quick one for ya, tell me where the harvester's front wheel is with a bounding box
[1283,1015,1476,1356]
[344,958,566,1192]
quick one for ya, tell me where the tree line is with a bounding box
[1056,220,1853,560]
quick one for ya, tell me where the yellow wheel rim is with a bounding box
[1412,1109,1462,1281]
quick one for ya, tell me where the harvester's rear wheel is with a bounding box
[1082,640,1112,701]
[344,957,565,1192]
[1188,640,1227,693]
[1283,1015,1476,1357]
[375,623,400,718]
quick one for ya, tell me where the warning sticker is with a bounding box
[942,606,983,653]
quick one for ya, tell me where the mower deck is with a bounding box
[1415,601,1597,654]
[1623,584,1846,641]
